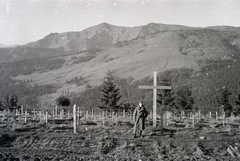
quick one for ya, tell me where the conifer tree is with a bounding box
[11,95,18,107]
[157,79,175,110]
[99,70,122,111]
[233,94,240,115]
[0,100,3,110]
[174,85,194,110]
[217,89,232,116]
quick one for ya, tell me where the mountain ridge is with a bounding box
[1,22,240,107]
[1,22,239,63]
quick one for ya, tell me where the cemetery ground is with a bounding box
[1,110,240,161]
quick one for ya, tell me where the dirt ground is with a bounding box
[1,119,240,161]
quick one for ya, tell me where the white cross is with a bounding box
[139,71,171,134]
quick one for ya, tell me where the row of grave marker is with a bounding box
[1,105,237,134]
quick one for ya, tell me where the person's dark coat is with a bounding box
[133,105,148,131]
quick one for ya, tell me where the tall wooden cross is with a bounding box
[139,71,171,133]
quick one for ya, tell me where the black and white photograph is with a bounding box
[1,0,240,160]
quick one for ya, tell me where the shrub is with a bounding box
[56,95,71,107]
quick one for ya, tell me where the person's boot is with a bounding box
[133,134,137,138]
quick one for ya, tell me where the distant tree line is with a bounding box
[66,76,88,86]
[1,57,65,76]
[0,78,56,109]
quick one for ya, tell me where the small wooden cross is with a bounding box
[139,71,171,134]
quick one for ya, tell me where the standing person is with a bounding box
[133,101,148,138]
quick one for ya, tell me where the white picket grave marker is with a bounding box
[39,111,42,122]
[46,112,48,124]
[55,106,58,116]
[139,71,171,135]
[216,111,218,121]
[209,111,211,119]
[86,111,88,120]
[199,111,201,120]
[223,112,225,126]
[91,110,94,119]
[166,111,169,127]
[33,109,36,118]
[60,110,63,119]
[24,110,27,123]
[73,104,77,134]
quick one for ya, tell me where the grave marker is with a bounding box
[73,105,77,134]
[139,71,171,135]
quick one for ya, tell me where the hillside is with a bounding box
[0,22,240,108]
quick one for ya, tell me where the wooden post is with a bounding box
[153,71,157,127]
[209,111,211,119]
[196,112,198,123]
[46,112,48,124]
[116,113,118,126]
[78,107,80,121]
[130,112,132,122]
[12,121,16,131]
[166,111,169,127]
[216,111,218,122]
[189,112,191,122]
[123,110,125,118]
[192,112,195,127]
[21,105,24,116]
[161,100,164,136]
[52,109,54,118]
[102,111,105,126]
[73,105,77,134]
[112,111,114,122]
[231,112,234,122]
[68,111,70,119]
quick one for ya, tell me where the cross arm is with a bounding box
[139,86,172,90]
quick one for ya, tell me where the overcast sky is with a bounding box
[0,0,239,46]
